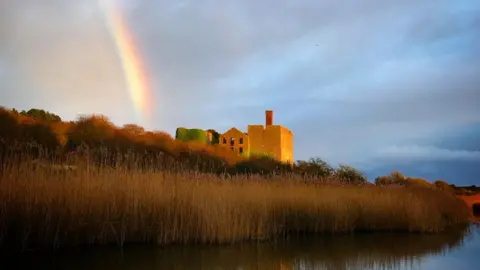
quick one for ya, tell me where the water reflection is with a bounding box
[5,225,478,270]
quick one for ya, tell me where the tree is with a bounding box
[0,107,21,140]
[335,164,368,184]
[295,157,334,178]
[122,124,145,137]
[374,175,393,186]
[20,108,61,122]
[434,180,455,193]
[66,115,115,149]
[389,170,405,183]
[404,177,433,187]
[175,127,188,140]
[206,129,220,145]
[175,128,208,144]
[22,123,60,151]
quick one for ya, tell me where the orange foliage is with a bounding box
[0,107,246,171]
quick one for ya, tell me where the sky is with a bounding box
[0,0,479,184]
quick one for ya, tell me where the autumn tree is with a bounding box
[20,108,61,122]
[0,107,21,140]
[389,170,406,183]
[122,124,145,137]
[67,115,116,150]
[374,175,393,186]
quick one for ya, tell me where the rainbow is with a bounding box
[98,0,152,125]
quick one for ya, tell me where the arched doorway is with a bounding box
[473,203,480,217]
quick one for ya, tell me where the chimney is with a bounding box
[265,110,273,126]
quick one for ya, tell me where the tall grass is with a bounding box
[0,152,470,253]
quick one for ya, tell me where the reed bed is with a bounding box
[0,156,470,253]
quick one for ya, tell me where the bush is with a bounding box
[434,180,455,194]
[295,157,334,178]
[248,151,272,158]
[20,108,61,122]
[374,176,392,186]
[390,170,406,183]
[335,164,368,185]
[175,127,188,141]
[121,124,145,137]
[0,107,21,141]
[404,177,433,188]
[22,123,60,153]
[175,128,208,144]
[206,129,220,145]
[66,115,116,149]
[231,156,288,175]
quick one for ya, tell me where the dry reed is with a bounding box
[0,156,471,253]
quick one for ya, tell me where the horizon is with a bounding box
[1,0,479,185]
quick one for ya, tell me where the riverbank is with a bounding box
[0,161,470,253]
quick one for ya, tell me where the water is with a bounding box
[3,225,479,270]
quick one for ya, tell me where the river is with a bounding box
[3,225,479,270]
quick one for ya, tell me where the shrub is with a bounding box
[175,128,208,144]
[66,115,116,149]
[374,176,392,186]
[403,177,433,188]
[20,108,61,122]
[175,127,189,141]
[434,180,455,194]
[250,151,275,159]
[22,123,60,152]
[295,157,334,178]
[0,107,21,141]
[335,164,368,185]
[390,170,406,183]
[231,155,285,175]
[206,129,220,145]
[121,124,145,137]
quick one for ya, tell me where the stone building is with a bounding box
[219,110,294,164]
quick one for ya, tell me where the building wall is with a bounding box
[264,125,282,160]
[280,126,294,164]
[247,124,294,164]
[205,130,213,144]
[219,128,250,155]
[247,125,265,155]
[220,111,293,164]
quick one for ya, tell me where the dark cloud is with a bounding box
[0,0,479,184]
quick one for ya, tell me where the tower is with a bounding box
[266,110,273,126]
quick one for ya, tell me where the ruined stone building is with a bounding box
[219,110,294,164]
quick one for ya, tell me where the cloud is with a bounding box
[0,0,135,124]
[376,145,480,162]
